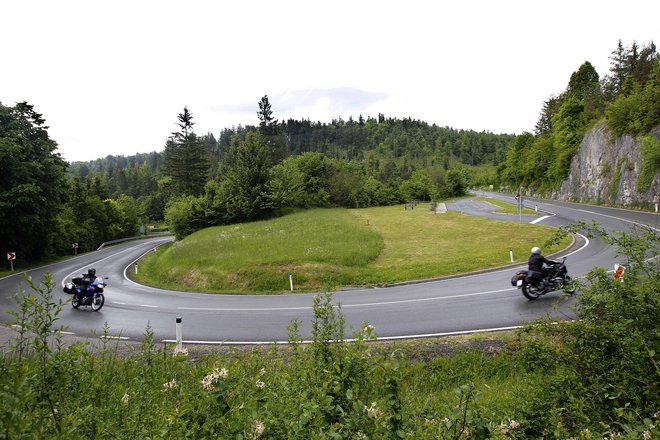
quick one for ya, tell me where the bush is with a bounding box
[536,222,660,434]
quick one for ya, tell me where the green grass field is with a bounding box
[473,197,539,215]
[134,205,571,293]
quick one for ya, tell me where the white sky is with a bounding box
[1,0,658,163]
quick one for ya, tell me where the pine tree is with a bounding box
[162,107,210,197]
[256,95,285,162]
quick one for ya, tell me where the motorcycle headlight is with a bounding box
[97,284,105,289]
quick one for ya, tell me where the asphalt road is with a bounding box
[1,193,657,345]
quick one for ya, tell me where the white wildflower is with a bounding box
[255,379,265,389]
[163,378,177,390]
[247,419,265,440]
[364,403,384,418]
[172,345,189,357]
[121,392,130,406]
[201,367,228,392]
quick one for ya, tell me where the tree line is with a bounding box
[4,40,656,259]
[499,40,659,190]
[69,98,515,239]
[0,102,142,262]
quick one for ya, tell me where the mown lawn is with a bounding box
[134,205,571,293]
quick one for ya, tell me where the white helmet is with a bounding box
[531,247,541,255]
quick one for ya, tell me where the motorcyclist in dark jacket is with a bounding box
[76,268,97,301]
[528,247,556,283]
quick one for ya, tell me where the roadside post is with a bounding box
[72,242,78,255]
[509,248,514,263]
[175,317,183,350]
[7,251,16,271]
[289,273,294,292]
[614,264,625,283]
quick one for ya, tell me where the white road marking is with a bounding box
[529,215,552,224]
[177,287,518,312]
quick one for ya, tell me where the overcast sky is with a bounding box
[2,0,658,163]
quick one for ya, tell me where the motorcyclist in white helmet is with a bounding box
[528,247,557,285]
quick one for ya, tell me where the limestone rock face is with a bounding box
[555,122,659,207]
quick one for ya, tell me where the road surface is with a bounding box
[1,193,656,344]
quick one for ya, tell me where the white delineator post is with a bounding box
[509,249,514,263]
[289,273,294,291]
[176,317,183,349]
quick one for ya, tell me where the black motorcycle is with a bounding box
[64,276,107,311]
[511,257,576,300]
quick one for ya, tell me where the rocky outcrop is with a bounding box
[555,122,660,208]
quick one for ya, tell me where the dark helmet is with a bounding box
[88,268,97,277]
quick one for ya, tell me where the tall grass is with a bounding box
[135,206,571,293]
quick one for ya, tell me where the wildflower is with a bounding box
[121,392,130,406]
[581,429,591,437]
[509,419,520,429]
[259,368,266,376]
[356,432,367,440]
[255,379,265,389]
[247,419,265,440]
[163,378,177,390]
[172,345,189,357]
[364,403,384,418]
[643,431,651,440]
[201,367,229,392]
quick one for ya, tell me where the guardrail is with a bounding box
[97,232,173,250]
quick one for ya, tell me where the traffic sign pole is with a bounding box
[7,252,16,271]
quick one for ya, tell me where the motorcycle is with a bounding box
[510,257,576,300]
[63,276,107,311]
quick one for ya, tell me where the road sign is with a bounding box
[7,251,16,272]
[614,264,625,280]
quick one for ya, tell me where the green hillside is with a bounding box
[134,205,570,293]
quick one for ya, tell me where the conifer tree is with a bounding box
[162,107,210,197]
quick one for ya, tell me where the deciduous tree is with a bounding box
[0,102,68,260]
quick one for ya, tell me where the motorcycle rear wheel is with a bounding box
[91,294,104,312]
[522,285,541,300]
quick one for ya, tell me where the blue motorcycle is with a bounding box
[64,276,107,311]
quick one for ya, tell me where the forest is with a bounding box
[1,40,658,260]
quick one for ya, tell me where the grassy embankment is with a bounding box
[473,197,539,215]
[134,204,571,293]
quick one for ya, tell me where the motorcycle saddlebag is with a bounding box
[525,270,543,283]
[511,271,527,286]
[63,282,75,294]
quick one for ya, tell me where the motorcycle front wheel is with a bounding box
[72,297,81,309]
[521,284,541,300]
[91,294,104,312]
[562,276,576,294]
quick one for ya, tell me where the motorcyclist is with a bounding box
[528,247,557,285]
[76,268,97,302]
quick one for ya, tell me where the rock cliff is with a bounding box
[555,122,660,208]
